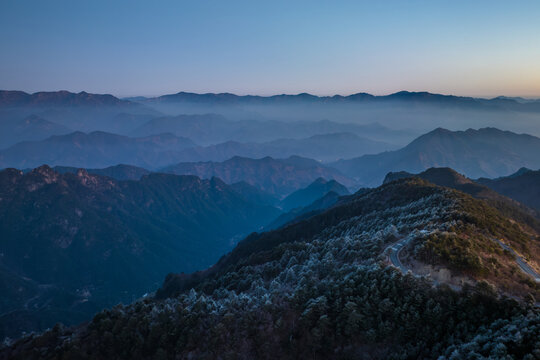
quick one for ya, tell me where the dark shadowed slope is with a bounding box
[162,155,356,197]
[280,177,350,211]
[332,127,540,186]
[0,166,280,339]
[265,191,344,230]
[229,181,280,206]
[477,168,540,211]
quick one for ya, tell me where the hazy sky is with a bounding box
[1,0,539,97]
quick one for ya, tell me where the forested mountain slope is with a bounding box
[4,177,539,359]
[0,166,279,340]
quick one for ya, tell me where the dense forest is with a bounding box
[2,178,539,359]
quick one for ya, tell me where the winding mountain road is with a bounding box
[385,236,411,274]
[385,234,540,284]
[492,238,540,282]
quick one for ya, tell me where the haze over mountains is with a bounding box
[129,90,540,136]
[333,127,540,186]
[2,89,540,356]
[162,156,355,197]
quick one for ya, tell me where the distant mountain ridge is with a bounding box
[477,168,540,211]
[333,127,540,186]
[53,164,152,181]
[0,90,134,107]
[10,89,540,111]
[162,156,356,197]
[131,115,414,146]
[0,131,197,169]
[137,90,540,111]
[280,177,350,211]
[169,132,394,163]
[0,114,72,148]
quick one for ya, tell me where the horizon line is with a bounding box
[3,88,540,101]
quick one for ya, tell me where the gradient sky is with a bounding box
[1,0,539,97]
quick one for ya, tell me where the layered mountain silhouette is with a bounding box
[173,132,393,163]
[0,90,132,107]
[0,114,72,148]
[266,177,352,230]
[53,164,151,181]
[131,114,414,146]
[162,156,356,197]
[0,166,280,339]
[0,131,196,169]
[0,91,158,136]
[333,127,540,186]
[229,181,280,206]
[477,168,540,211]
[280,177,350,211]
[136,90,540,111]
[266,191,346,230]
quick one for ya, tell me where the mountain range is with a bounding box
[477,168,540,211]
[127,90,540,134]
[3,89,540,356]
[0,131,196,169]
[0,91,132,108]
[172,132,393,163]
[333,127,540,186]
[130,114,416,146]
[5,171,538,359]
[135,90,540,111]
[280,177,350,211]
[53,164,152,181]
[0,115,72,148]
[0,166,280,339]
[162,156,355,197]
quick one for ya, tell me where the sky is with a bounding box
[1,0,540,98]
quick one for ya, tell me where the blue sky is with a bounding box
[1,0,539,97]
